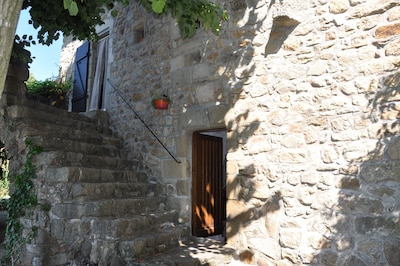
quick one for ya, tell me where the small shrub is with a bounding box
[26,78,72,108]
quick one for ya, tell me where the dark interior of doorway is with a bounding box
[192,129,227,241]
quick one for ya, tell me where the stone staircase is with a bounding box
[3,98,192,265]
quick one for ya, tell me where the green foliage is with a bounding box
[2,138,43,265]
[0,147,7,181]
[0,179,10,200]
[10,37,33,65]
[129,0,229,38]
[156,0,229,38]
[23,0,110,45]
[21,0,227,45]
[26,78,72,108]
[0,147,9,200]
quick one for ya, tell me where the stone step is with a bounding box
[34,151,137,170]
[71,182,157,201]
[63,226,189,264]
[18,119,120,147]
[38,181,158,202]
[82,211,179,240]
[5,104,112,136]
[38,166,143,183]
[30,136,124,157]
[45,211,180,243]
[50,198,166,219]
[118,226,186,261]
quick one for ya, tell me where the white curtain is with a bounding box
[88,38,108,111]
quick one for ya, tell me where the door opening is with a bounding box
[192,129,226,239]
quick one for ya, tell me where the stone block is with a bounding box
[336,176,360,189]
[178,108,210,130]
[331,131,359,141]
[357,238,384,265]
[336,193,383,214]
[360,161,400,183]
[279,229,303,249]
[208,105,229,127]
[264,201,281,238]
[249,237,281,260]
[194,82,218,103]
[385,38,400,56]
[45,253,69,266]
[354,216,400,235]
[226,161,238,175]
[274,149,308,163]
[320,250,338,266]
[171,68,191,87]
[226,199,251,221]
[226,174,240,200]
[375,22,400,39]
[176,179,189,196]
[348,0,398,19]
[165,197,190,223]
[334,237,353,251]
[341,254,367,266]
[300,173,318,185]
[174,135,190,159]
[368,185,396,197]
[192,63,210,82]
[162,159,190,178]
[384,241,400,265]
[388,136,400,159]
[170,55,185,71]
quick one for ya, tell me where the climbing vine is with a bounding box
[1,138,43,265]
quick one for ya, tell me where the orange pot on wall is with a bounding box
[153,99,169,109]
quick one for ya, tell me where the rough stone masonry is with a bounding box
[59,0,400,265]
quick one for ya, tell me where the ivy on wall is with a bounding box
[1,138,43,265]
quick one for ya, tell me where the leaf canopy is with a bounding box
[21,0,228,45]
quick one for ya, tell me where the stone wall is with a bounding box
[62,0,400,264]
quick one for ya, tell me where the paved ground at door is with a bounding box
[0,212,248,265]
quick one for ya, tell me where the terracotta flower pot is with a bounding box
[153,99,169,109]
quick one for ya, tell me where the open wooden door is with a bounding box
[192,132,226,237]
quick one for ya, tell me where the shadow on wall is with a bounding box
[220,0,310,262]
[222,2,400,265]
[221,1,302,263]
[315,72,400,265]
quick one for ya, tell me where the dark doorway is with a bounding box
[192,130,226,237]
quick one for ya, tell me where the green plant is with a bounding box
[0,147,9,199]
[26,78,72,108]
[10,36,34,65]
[22,0,228,46]
[151,93,170,107]
[0,147,8,180]
[2,138,43,265]
[135,0,229,38]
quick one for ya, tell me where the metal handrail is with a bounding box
[107,79,181,164]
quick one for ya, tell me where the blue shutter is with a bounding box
[72,42,90,112]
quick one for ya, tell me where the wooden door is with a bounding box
[72,42,89,112]
[192,132,225,236]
